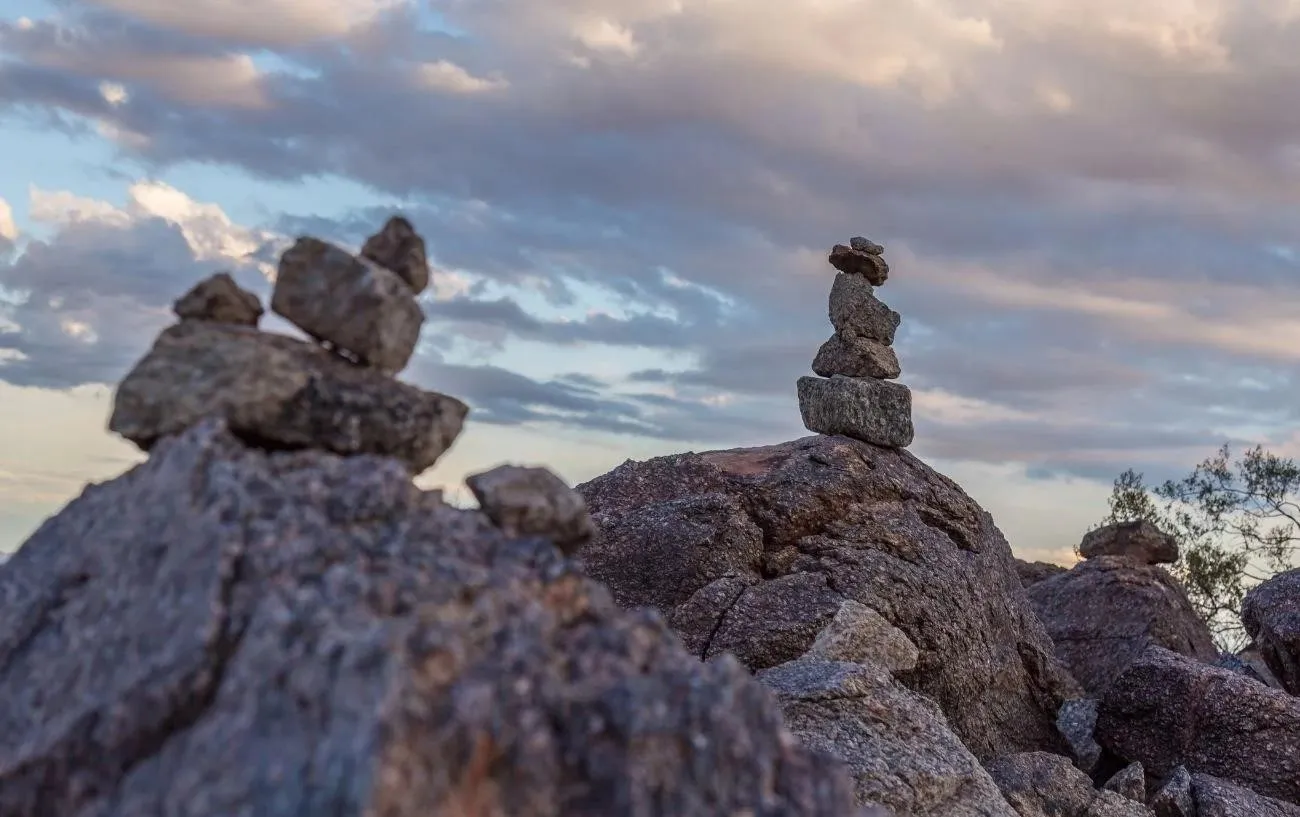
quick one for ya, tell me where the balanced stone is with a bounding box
[110,320,466,473]
[173,272,263,327]
[849,236,884,255]
[829,244,889,285]
[797,375,914,448]
[1079,520,1179,565]
[466,464,596,555]
[360,215,430,294]
[828,273,901,344]
[812,334,900,379]
[272,237,424,374]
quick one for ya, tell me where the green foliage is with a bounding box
[1098,445,1300,652]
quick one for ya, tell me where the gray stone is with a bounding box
[808,599,919,673]
[578,434,1079,760]
[0,420,860,817]
[1079,521,1179,565]
[1151,767,1194,817]
[829,273,901,343]
[1027,556,1218,697]
[465,464,595,555]
[272,236,424,373]
[849,236,885,255]
[760,658,1016,816]
[1016,559,1069,588]
[705,572,844,670]
[109,320,466,473]
[798,375,915,449]
[1241,568,1300,695]
[986,752,1152,817]
[1098,647,1300,806]
[173,272,264,326]
[1056,698,1102,774]
[359,215,430,294]
[811,334,901,379]
[1193,774,1300,817]
[1105,763,1148,804]
[829,245,890,285]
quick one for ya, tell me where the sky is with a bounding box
[5,0,1300,563]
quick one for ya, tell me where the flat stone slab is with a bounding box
[1079,519,1178,564]
[828,274,900,344]
[797,375,914,448]
[110,320,467,473]
[812,334,900,379]
[829,245,889,285]
[272,237,424,373]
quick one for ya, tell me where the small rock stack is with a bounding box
[110,217,468,474]
[797,236,914,448]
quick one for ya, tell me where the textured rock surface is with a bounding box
[849,236,885,255]
[829,245,890,285]
[1079,521,1179,565]
[760,658,1016,816]
[985,752,1153,817]
[1097,647,1300,805]
[1016,559,1069,588]
[0,421,861,817]
[811,334,901,379]
[1193,774,1300,817]
[828,273,900,343]
[173,272,264,326]
[797,375,915,448]
[1150,767,1194,817]
[578,433,1077,759]
[702,572,843,669]
[1057,698,1102,774]
[359,215,430,293]
[272,236,424,373]
[807,599,920,673]
[1241,568,1300,695]
[1104,763,1148,804]
[109,320,467,473]
[1027,557,1217,697]
[466,464,595,555]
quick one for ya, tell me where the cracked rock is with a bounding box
[465,464,596,555]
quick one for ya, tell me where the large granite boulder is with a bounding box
[985,752,1152,817]
[1242,568,1300,695]
[109,320,466,473]
[1097,647,1300,806]
[577,434,1077,759]
[1194,774,1300,817]
[0,421,861,817]
[1079,522,1179,565]
[760,657,1017,816]
[1026,557,1218,697]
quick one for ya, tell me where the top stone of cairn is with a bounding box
[829,237,888,285]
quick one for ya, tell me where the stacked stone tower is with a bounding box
[797,236,914,448]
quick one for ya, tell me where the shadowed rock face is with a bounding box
[578,433,1078,760]
[0,421,860,817]
[1097,647,1300,807]
[1026,557,1217,697]
[1194,774,1300,817]
[985,752,1151,817]
[1242,568,1300,695]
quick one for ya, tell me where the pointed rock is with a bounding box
[173,272,263,326]
[360,215,431,294]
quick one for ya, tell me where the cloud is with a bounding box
[416,60,508,94]
[79,0,406,47]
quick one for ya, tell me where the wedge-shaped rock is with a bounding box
[798,375,914,448]
[1242,568,1300,695]
[0,421,860,817]
[173,272,263,326]
[272,237,424,373]
[760,658,1017,816]
[110,321,466,473]
[466,464,595,555]
[828,274,900,344]
[1097,647,1300,806]
[812,334,901,379]
[360,215,430,293]
[807,599,919,673]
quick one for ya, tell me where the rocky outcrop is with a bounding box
[578,433,1077,759]
[1016,559,1069,588]
[1026,556,1217,697]
[1241,568,1300,695]
[761,658,1016,816]
[985,752,1152,816]
[798,237,913,447]
[1097,647,1300,806]
[1079,521,1179,565]
[0,419,862,817]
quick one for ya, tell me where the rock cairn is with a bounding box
[110,218,468,474]
[797,236,914,449]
